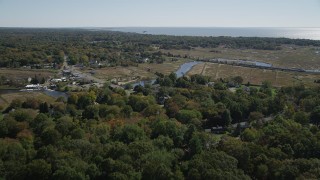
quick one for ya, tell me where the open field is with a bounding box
[188,63,320,87]
[0,68,57,80]
[162,45,320,70]
[0,92,56,108]
[83,59,190,82]
[0,96,7,107]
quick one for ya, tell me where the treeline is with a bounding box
[1,74,320,179]
[1,28,320,68]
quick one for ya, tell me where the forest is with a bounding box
[1,28,320,68]
[1,72,320,179]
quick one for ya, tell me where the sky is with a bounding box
[0,0,319,27]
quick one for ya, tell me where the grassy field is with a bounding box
[0,68,57,80]
[0,96,7,108]
[161,45,320,70]
[188,63,320,87]
[0,92,56,108]
[87,59,190,82]
[1,45,318,89]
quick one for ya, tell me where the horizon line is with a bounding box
[1,26,320,29]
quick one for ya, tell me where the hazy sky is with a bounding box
[0,0,319,27]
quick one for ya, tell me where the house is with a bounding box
[25,84,41,90]
[61,77,67,82]
[227,81,237,88]
[207,82,215,87]
[243,86,251,93]
[232,122,250,130]
[51,78,62,83]
[62,70,71,76]
[49,84,57,90]
[211,126,227,134]
[75,63,84,68]
[136,58,150,63]
[90,60,101,68]
[109,84,124,90]
[43,63,54,69]
[143,58,150,63]
[158,95,171,105]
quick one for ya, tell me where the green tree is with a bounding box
[68,94,79,105]
[26,159,52,180]
[121,105,133,118]
[221,109,232,127]
[168,72,177,83]
[176,109,202,124]
[233,76,244,85]
[80,55,89,66]
[294,111,309,125]
[187,150,250,180]
[141,150,175,180]
[82,105,99,120]
[143,104,163,117]
[71,128,85,139]
[151,118,186,146]
[152,135,174,150]
[248,111,264,122]
[55,116,76,137]
[39,102,49,113]
[113,124,146,144]
[77,92,96,109]
[310,106,320,126]
[255,164,268,179]
[241,128,259,142]
[41,127,61,145]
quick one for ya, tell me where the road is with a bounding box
[61,56,105,84]
[70,67,105,84]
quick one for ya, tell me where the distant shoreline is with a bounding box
[102,27,320,40]
[1,27,319,40]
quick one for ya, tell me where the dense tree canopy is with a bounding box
[1,28,320,68]
[1,28,320,179]
[1,74,320,179]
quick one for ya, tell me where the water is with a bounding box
[254,61,272,67]
[132,61,203,87]
[212,58,272,67]
[0,89,20,95]
[306,70,320,73]
[105,27,320,40]
[43,90,68,100]
[176,61,203,77]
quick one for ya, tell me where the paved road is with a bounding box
[61,56,105,84]
[70,67,105,84]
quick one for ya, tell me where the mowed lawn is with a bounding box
[188,63,320,87]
